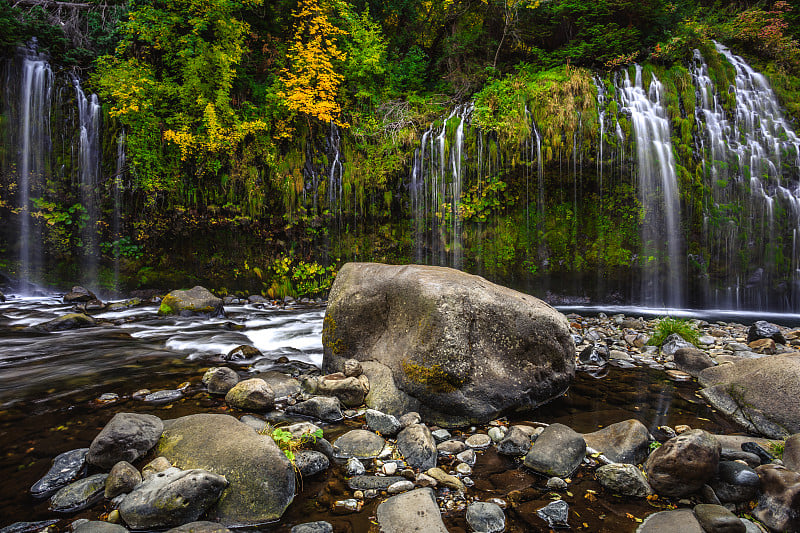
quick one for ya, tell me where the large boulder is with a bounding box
[33,313,96,332]
[644,429,720,498]
[87,413,163,470]
[158,286,224,317]
[698,353,800,438]
[583,419,653,465]
[375,488,448,533]
[321,263,575,426]
[64,286,96,303]
[156,414,295,526]
[523,423,586,477]
[118,467,227,529]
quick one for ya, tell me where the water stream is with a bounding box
[0,294,743,531]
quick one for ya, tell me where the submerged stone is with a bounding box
[30,448,88,498]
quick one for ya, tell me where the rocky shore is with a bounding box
[2,265,800,532]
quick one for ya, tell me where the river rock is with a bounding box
[157,413,295,526]
[118,467,227,529]
[294,450,329,477]
[345,458,366,476]
[144,389,183,405]
[49,473,108,512]
[347,475,406,491]
[142,456,173,479]
[465,433,492,449]
[753,464,800,532]
[291,522,333,533]
[64,286,96,303]
[34,313,96,332]
[523,423,586,477]
[166,522,231,533]
[387,480,414,494]
[105,460,142,498]
[426,467,465,491]
[636,509,704,532]
[321,263,575,426]
[784,433,800,472]
[579,344,609,366]
[375,488,448,533]
[466,501,506,533]
[87,413,163,469]
[748,321,786,344]
[748,338,777,355]
[285,396,343,422]
[158,286,224,317]
[644,429,720,498]
[333,429,386,459]
[693,504,746,533]
[583,419,652,465]
[30,448,88,498]
[315,374,365,407]
[73,522,129,533]
[673,347,715,377]
[438,439,467,456]
[225,378,274,411]
[397,424,437,470]
[224,345,262,361]
[709,461,760,503]
[343,359,362,377]
[698,353,800,438]
[365,409,402,436]
[202,367,239,396]
[596,463,652,497]
[536,499,569,529]
[0,521,59,533]
[661,334,695,356]
[497,425,532,456]
[257,371,301,401]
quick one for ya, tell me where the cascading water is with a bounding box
[410,105,471,269]
[113,131,126,295]
[9,42,53,292]
[618,66,684,308]
[73,76,102,290]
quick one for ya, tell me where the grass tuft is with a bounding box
[647,317,700,346]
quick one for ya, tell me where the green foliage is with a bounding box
[260,425,324,463]
[647,317,700,347]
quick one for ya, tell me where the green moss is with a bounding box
[158,302,175,315]
[322,314,346,356]
[401,360,463,393]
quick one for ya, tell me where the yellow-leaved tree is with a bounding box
[280,0,348,128]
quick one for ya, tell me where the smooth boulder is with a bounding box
[118,467,227,529]
[375,488,448,533]
[157,414,295,526]
[158,286,224,317]
[698,353,800,438]
[321,263,575,426]
[583,419,652,465]
[87,413,163,469]
[523,423,586,477]
[644,429,720,498]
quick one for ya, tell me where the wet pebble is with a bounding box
[143,389,183,405]
[465,434,491,449]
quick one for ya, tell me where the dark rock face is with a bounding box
[523,423,586,477]
[693,504,746,533]
[699,354,800,438]
[30,448,88,498]
[87,413,164,469]
[157,413,295,526]
[644,429,720,498]
[748,320,786,344]
[294,450,329,477]
[63,286,96,303]
[33,313,96,332]
[118,467,228,530]
[396,424,437,470]
[158,286,224,317]
[49,473,108,512]
[583,419,652,465]
[710,461,760,503]
[321,263,575,426]
[375,488,448,533]
[673,347,715,377]
[753,464,800,532]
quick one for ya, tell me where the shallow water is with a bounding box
[0,295,743,531]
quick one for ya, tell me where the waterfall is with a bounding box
[618,66,684,307]
[113,131,126,295]
[73,76,101,290]
[12,43,53,292]
[410,105,471,268]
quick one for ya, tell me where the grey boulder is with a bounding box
[596,463,652,497]
[158,286,224,317]
[118,467,227,530]
[87,413,163,469]
[49,473,108,512]
[397,423,437,470]
[523,423,586,477]
[321,263,575,426]
[583,419,652,465]
[644,429,720,498]
[375,488,448,533]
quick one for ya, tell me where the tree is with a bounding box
[279,0,347,126]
